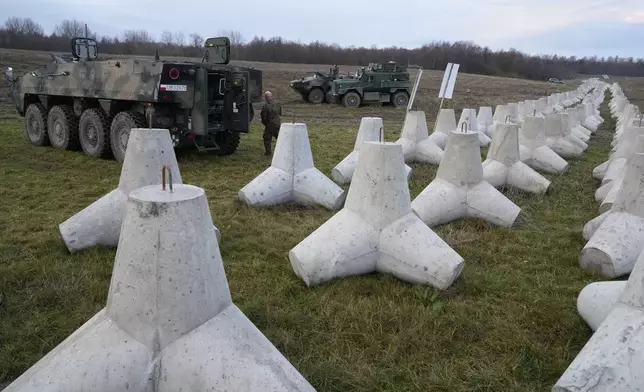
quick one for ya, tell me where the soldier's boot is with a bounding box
[264,140,272,156]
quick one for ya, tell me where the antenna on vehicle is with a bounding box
[84,23,88,39]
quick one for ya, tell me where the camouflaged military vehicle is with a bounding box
[329,61,410,108]
[289,65,340,104]
[4,36,263,162]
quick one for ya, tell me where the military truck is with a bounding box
[289,65,341,104]
[329,61,410,108]
[4,36,263,162]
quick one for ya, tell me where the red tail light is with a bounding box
[187,135,196,141]
[169,68,180,80]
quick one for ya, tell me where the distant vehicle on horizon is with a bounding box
[548,77,564,84]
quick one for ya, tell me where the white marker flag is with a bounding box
[407,69,423,111]
[438,63,460,99]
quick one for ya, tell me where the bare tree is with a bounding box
[173,31,185,46]
[160,30,173,46]
[4,17,44,35]
[53,19,96,38]
[189,33,203,47]
[123,29,152,44]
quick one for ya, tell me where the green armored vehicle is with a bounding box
[329,61,410,108]
[289,65,341,104]
[4,36,263,162]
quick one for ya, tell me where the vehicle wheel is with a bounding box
[392,90,410,108]
[307,88,324,104]
[110,111,147,163]
[214,131,240,156]
[47,105,79,150]
[24,103,50,146]
[342,92,361,108]
[79,108,112,159]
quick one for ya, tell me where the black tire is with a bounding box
[24,103,50,146]
[307,88,324,104]
[342,91,361,108]
[79,108,112,159]
[47,105,79,150]
[110,111,147,163]
[392,90,410,108]
[214,131,240,156]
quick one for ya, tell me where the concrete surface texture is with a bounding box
[457,108,491,146]
[544,113,586,159]
[580,153,644,278]
[518,115,569,174]
[239,122,346,210]
[395,110,444,164]
[429,108,457,149]
[58,128,185,253]
[482,123,551,194]
[289,141,465,290]
[477,106,494,137]
[332,117,412,184]
[3,183,317,392]
[554,248,644,391]
[411,130,521,228]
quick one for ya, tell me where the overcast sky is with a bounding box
[2,0,643,59]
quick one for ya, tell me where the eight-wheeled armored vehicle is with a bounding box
[289,65,342,104]
[4,36,263,162]
[329,61,411,108]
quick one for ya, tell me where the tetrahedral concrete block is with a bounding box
[411,130,521,228]
[595,135,644,212]
[489,104,511,138]
[564,108,591,142]
[429,108,456,149]
[580,153,644,278]
[581,103,602,132]
[483,123,550,194]
[57,128,216,253]
[332,117,412,184]
[239,122,345,210]
[507,103,520,123]
[457,108,491,146]
[518,115,569,174]
[3,183,316,392]
[545,113,586,159]
[395,110,444,164]
[553,249,644,391]
[289,141,465,290]
[477,106,494,137]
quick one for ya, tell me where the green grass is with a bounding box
[0,99,616,391]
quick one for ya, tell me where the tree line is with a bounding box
[1,16,643,81]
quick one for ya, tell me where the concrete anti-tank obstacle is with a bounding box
[57,128,224,253]
[3,180,316,392]
[239,122,345,210]
[594,135,644,211]
[429,108,457,149]
[598,125,644,187]
[489,104,511,138]
[395,110,444,164]
[457,108,491,146]
[564,108,591,142]
[553,249,644,391]
[544,113,586,159]
[289,141,465,290]
[332,117,412,184]
[581,103,602,132]
[580,153,644,278]
[477,106,494,137]
[482,123,551,194]
[518,115,569,174]
[411,130,521,228]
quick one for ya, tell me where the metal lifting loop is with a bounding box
[505,115,511,123]
[161,165,173,192]
[460,122,468,132]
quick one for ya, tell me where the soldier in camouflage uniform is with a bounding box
[260,90,282,156]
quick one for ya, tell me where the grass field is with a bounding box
[0,48,639,391]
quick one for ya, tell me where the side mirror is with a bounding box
[4,66,13,81]
[71,37,98,60]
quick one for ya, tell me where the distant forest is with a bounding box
[1,16,643,81]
